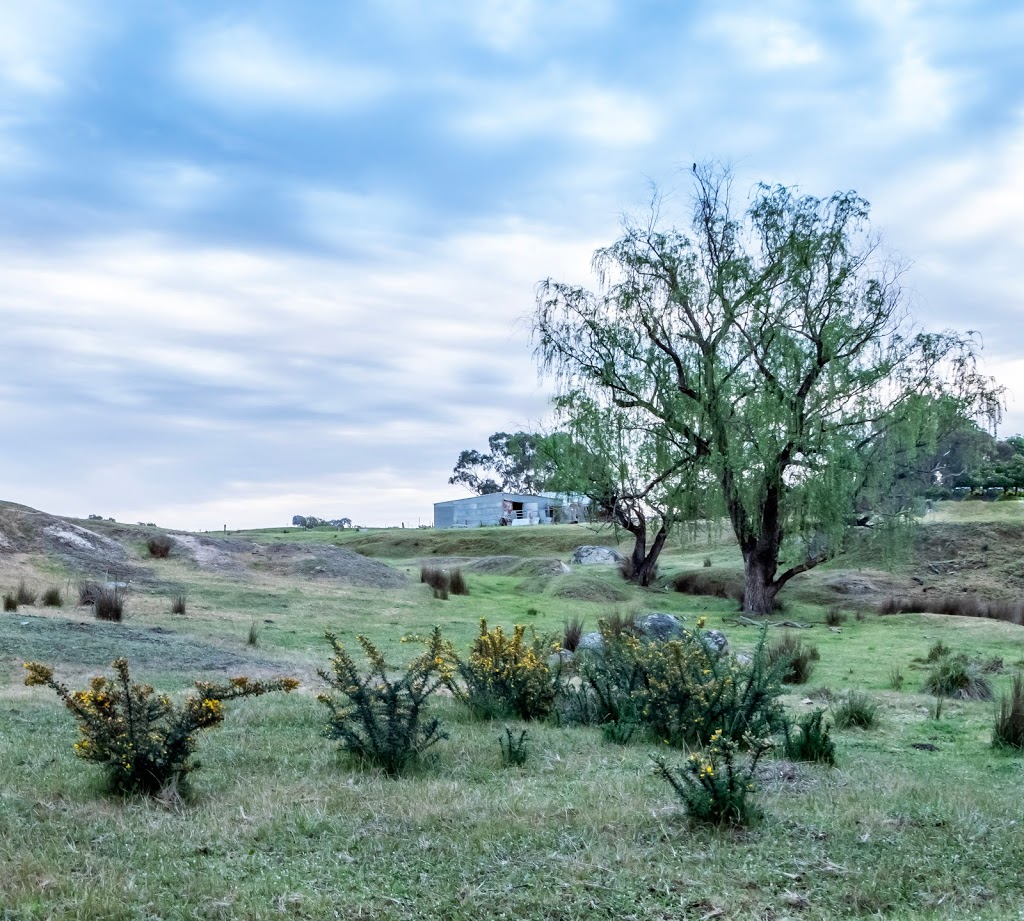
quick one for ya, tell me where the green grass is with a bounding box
[3,509,1024,918]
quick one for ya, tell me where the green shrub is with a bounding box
[654,729,773,825]
[147,536,172,559]
[41,587,63,607]
[499,727,529,767]
[767,632,819,685]
[993,673,1024,751]
[3,593,16,612]
[832,691,879,729]
[23,659,298,795]
[781,709,836,766]
[15,581,36,605]
[574,623,786,748]
[444,619,558,721]
[923,654,993,701]
[319,628,448,775]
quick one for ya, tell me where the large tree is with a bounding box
[449,431,556,495]
[534,165,1002,613]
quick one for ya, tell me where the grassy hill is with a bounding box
[1,500,1024,918]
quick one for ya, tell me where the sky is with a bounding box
[0,1,1022,530]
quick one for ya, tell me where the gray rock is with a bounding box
[576,631,605,652]
[571,545,626,566]
[635,612,685,641]
[700,628,729,655]
[734,653,753,667]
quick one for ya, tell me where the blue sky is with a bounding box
[1,1,1021,529]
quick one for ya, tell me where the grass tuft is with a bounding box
[922,654,993,701]
[93,585,125,622]
[41,586,63,607]
[3,593,16,612]
[171,594,187,615]
[767,632,820,685]
[993,673,1024,750]
[562,616,585,652]
[247,620,261,646]
[825,606,848,627]
[832,691,879,729]
[15,581,36,606]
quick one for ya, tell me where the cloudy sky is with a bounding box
[0,1,1021,530]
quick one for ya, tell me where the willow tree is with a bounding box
[534,165,1002,614]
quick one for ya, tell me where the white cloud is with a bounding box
[699,13,824,71]
[454,81,660,146]
[177,22,395,111]
[0,1,88,94]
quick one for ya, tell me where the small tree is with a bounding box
[449,431,557,495]
[535,164,1002,612]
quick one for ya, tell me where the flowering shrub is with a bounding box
[319,628,448,775]
[23,659,299,795]
[654,729,773,825]
[575,623,785,747]
[444,619,558,721]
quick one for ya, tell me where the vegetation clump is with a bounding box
[781,709,836,765]
[41,587,63,607]
[573,623,786,748]
[993,673,1024,751]
[499,727,529,767]
[2,592,16,612]
[170,594,187,615]
[23,659,299,795]
[767,633,820,685]
[319,629,448,775]
[420,565,469,599]
[93,585,125,622]
[15,581,36,606]
[444,619,558,721]
[922,654,993,701]
[147,536,173,558]
[832,691,880,729]
[654,729,773,825]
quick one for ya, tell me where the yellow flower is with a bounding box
[696,616,707,629]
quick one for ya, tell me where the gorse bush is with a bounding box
[147,536,172,559]
[574,623,786,748]
[993,673,1024,751]
[319,628,448,775]
[781,708,836,765]
[767,633,819,685]
[23,659,298,795]
[41,586,63,607]
[654,729,773,825]
[443,619,558,721]
[923,654,994,701]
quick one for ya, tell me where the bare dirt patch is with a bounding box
[255,543,407,589]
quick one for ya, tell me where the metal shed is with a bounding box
[433,493,558,529]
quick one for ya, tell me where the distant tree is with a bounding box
[535,164,1003,612]
[449,432,557,495]
[291,516,307,527]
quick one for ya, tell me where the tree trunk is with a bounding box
[617,505,669,587]
[741,544,781,615]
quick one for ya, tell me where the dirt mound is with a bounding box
[171,534,256,573]
[0,502,150,582]
[465,556,571,576]
[552,574,630,602]
[256,543,407,588]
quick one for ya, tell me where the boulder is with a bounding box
[571,545,626,566]
[700,628,729,656]
[576,631,605,653]
[635,612,685,641]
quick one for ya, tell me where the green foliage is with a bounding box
[767,632,820,685]
[922,654,993,701]
[534,164,1003,613]
[41,587,63,607]
[318,629,448,775]
[23,659,299,795]
[449,431,556,495]
[832,691,880,729]
[574,623,786,748]
[443,619,558,721]
[498,727,529,767]
[654,729,773,825]
[781,709,836,765]
[992,673,1024,751]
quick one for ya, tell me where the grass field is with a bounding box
[2,505,1024,919]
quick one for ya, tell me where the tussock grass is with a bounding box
[93,585,125,622]
[15,580,36,605]
[147,535,173,558]
[671,569,744,602]
[767,632,819,684]
[832,691,879,729]
[170,594,187,615]
[41,586,63,607]
[923,654,994,701]
[562,616,585,652]
[2,592,16,612]
[881,593,1024,625]
[993,673,1024,750]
